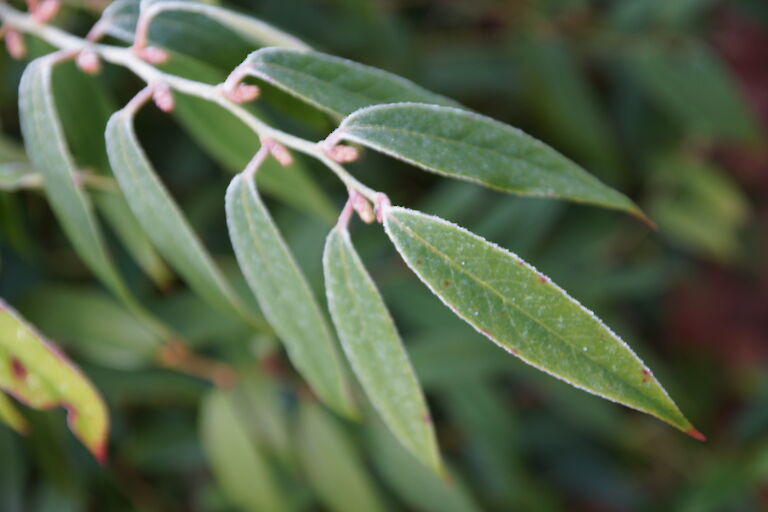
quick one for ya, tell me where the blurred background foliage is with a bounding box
[1,0,768,510]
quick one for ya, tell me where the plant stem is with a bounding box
[0,3,378,201]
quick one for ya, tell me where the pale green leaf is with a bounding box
[0,391,28,434]
[105,107,254,324]
[298,401,387,512]
[0,299,109,461]
[200,390,290,512]
[0,163,39,191]
[338,104,649,222]
[382,206,699,437]
[323,226,439,471]
[225,173,355,416]
[239,47,458,116]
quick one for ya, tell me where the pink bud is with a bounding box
[136,46,169,64]
[5,30,26,60]
[152,83,174,112]
[76,49,101,75]
[265,140,293,167]
[33,0,60,23]
[228,83,260,103]
[352,194,375,224]
[327,144,359,163]
[374,192,391,223]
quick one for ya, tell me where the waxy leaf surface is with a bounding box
[201,390,289,512]
[0,300,108,461]
[339,104,646,220]
[323,226,439,471]
[383,206,697,435]
[106,108,253,323]
[239,48,457,116]
[225,173,354,416]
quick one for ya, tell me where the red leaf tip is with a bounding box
[686,428,707,442]
[92,440,109,465]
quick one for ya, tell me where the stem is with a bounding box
[0,3,379,201]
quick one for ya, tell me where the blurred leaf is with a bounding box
[0,427,26,512]
[383,206,698,436]
[106,103,255,324]
[338,104,648,221]
[297,400,387,512]
[323,225,439,472]
[0,390,28,434]
[625,42,760,141]
[0,299,108,462]
[200,389,291,512]
[239,47,457,116]
[368,420,481,512]
[225,172,355,417]
[0,162,38,191]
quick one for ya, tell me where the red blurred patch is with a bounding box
[10,357,27,381]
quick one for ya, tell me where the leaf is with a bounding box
[337,103,649,222]
[0,391,28,434]
[298,400,387,512]
[323,226,440,471]
[238,47,458,117]
[382,206,700,437]
[0,163,39,191]
[105,106,254,324]
[225,173,355,416]
[368,421,480,512]
[0,299,109,462]
[200,390,290,512]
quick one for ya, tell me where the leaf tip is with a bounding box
[685,427,707,442]
[93,439,109,465]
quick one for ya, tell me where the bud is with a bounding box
[33,0,60,23]
[76,49,101,75]
[5,29,26,60]
[327,144,359,163]
[227,83,260,103]
[135,46,169,65]
[152,83,174,112]
[265,140,293,167]
[352,194,375,224]
[374,192,391,223]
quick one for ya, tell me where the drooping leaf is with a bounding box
[225,172,355,416]
[298,400,387,512]
[337,103,648,221]
[382,206,700,437]
[368,421,481,512]
[105,106,255,324]
[238,47,458,117]
[200,390,290,512]
[323,226,439,471]
[0,299,109,462]
[0,391,28,434]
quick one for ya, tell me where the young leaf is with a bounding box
[225,173,355,416]
[200,390,290,512]
[0,391,28,434]
[298,400,387,512]
[238,48,458,117]
[323,226,440,472]
[0,299,109,462]
[382,206,700,438]
[337,103,648,222]
[105,107,254,324]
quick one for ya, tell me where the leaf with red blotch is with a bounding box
[0,299,109,462]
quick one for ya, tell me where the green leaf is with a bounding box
[238,47,458,117]
[0,299,109,462]
[337,104,649,222]
[0,163,38,191]
[0,391,28,434]
[382,206,700,437]
[368,421,480,512]
[200,390,290,512]
[323,226,439,471]
[105,106,254,324]
[226,173,355,416]
[298,400,387,512]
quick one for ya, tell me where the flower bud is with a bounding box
[152,83,174,112]
[76,49,101,75]
[5,29,26,60]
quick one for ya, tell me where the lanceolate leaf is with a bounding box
[323,226,439,471]
[298,401,387,512]
[225,173,355,416]
[0,391,28,434]
[337,104,648,221]
[201,390,290,512]
[383,206,700,437]
[0,300,109,461]
[106,107,254,324]
[238,48,458,117]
